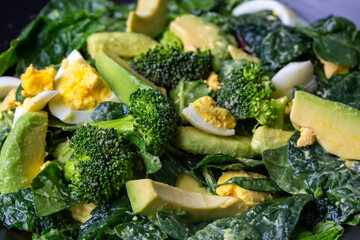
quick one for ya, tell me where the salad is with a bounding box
[0,0,359,239]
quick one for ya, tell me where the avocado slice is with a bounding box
[126,0,168,37]
[0,112,48,194]
[175,127,256,158]
[175,172,209,194]
[290,91,360,160]
[87,32,159,59]
[169,14,229,69]
[95,49,156,104]
[126,179,255,221]
[251,126,294,154]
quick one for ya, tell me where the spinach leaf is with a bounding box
[114,215,167,240]
[15,10,104,75]
[15,84,26,103]
[169,80,211,117]
[150,153,183,186]
[196,153,264,170]
[263,146,308,194]
[220,176,283,192]
[292,221,343,240]
[156,211,194,239]
[31,162,80,217]
[265,132,360,223]
[316,72,360,110]
[201,166,218,194]
[90,101,128,122]
[259,26,311,70]
[299,16,360,66]
[32,222,79,240]
[175,0,216,11]
[0,188,74,234]
[48,115,78,132]
[0,111,13,149]
[189,218,260,240]
[190,194,311,240]
[78,197,133,240]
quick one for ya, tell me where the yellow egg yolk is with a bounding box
[205,72,221,92]
[21,64,56,96]
[216,170,276,203]
[190,96,236,130]
[55,60,112,110]
[1,89,18,111]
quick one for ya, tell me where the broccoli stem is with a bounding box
[92,115,135,133]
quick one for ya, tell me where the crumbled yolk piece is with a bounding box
[21,64,56,96]
[70,201,97,223]
[319,58,350,79]
[205,72,221,92]
[216,170,276,203]
[190,96,236,130]
[1,89,18,111]
[227,45,261,64]
[55,60,112,110]
[297,127,316,147]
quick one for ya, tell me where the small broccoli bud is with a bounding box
[131,44,213,89]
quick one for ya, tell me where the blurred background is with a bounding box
[0,0,359,53]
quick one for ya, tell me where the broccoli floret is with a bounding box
[65,126,134,204]
[131,44,213,89]
[93,88,180,156]
[215,61,280,127]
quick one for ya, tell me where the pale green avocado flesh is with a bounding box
[0,112,48,194]
[251,126,294,154]
[175,126,256,158]
[95,49,155,105]
[87,32,158,59]
[290,91,360,160]
[126,179,255,222]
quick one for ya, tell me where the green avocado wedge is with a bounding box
[95,49,156,104]
[0,112,48,194]
[126,179,255,222]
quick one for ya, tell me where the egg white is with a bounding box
[182,105,235,136]
[13,90,59,127]
[232,0,308,27]
[0,76,21,98]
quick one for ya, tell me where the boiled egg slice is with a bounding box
[182,96,236,136]
[232,0,308,27]
[0,77,21,98]
[49,50,115,125]
[13,90,59,127]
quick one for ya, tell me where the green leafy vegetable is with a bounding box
[316,71,360,110]
[90,101,128,122]
[156,211,194,239]
[298,16,360,66]
[169,80,211,117]
[31,161,80,217]
[292,221,343,240]
[0,188,75,234]
[220,176,283,192]
[195,153,264,170]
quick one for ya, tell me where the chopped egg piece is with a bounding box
[70,201,97,223]
[21,64,56,96]
[216,170,276,203]
[13,90,59,127]
[205,72,221,92]
[297,127,316,147]
[1,89,17,111]
[0,76,21,98]
[182,96,236,136]
[49,50,115,124]
[227,45,261,64]
[319,58,350,79]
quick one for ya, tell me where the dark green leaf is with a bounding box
[15,84,26,103]
[299,16,360,66]
[114,215,167,240]
[48,115,78,131]
[150,153,182,186]
[196,153,263,169]
[31,162,80,217]
[175,0,216,12]
[221,176,283,192]
[292,221,343,240]
[201,166,217,194]
[0,188,75,234]
[316,72,360,110]
[78,197,133,240]
[169,80,211,117]
[90,101,128,122]
[156,211,194,239]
